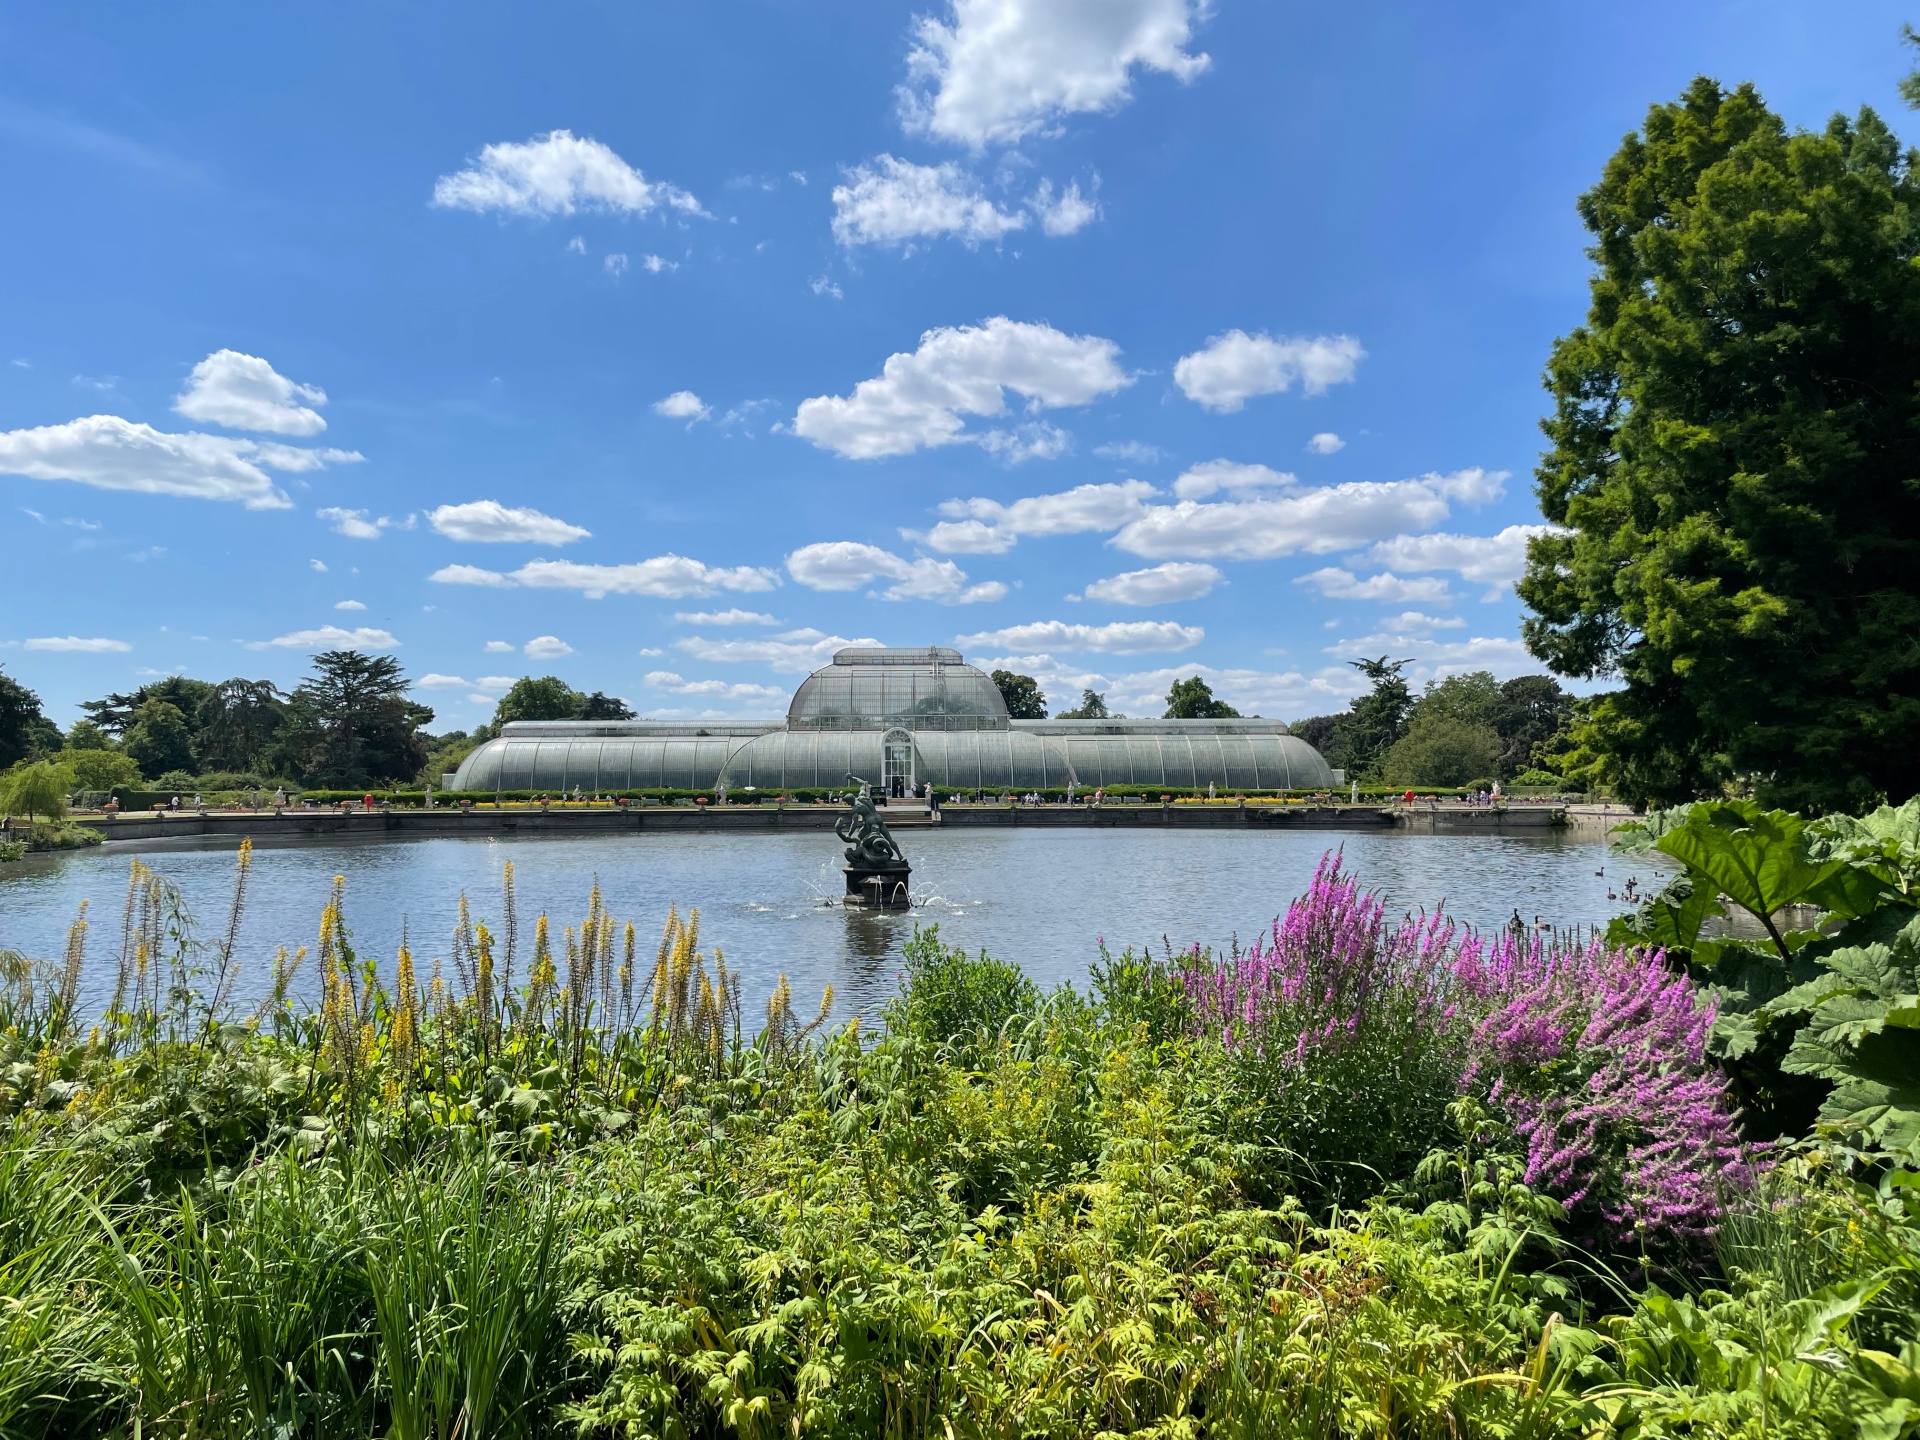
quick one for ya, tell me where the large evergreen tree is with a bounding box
[1341,658,1413,778]
[1519,78,1920,809]
[280,651,428,787]
[195,678,287,773]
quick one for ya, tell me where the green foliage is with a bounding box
[1383,717,1504,788]
[1519,77,1920,809]
[63,718,111,751]
[577,690,635,720]
[1290,712,1352,769]
[122,698,197,778]
[885,925,1038,1056]
[494,676,588,726]
[988,669,1047,719]
[0,667,61,771]
[0,760,69,822]
[1341,656,1412,776]
[60,747,142,794]
[1612,799,1920,1153]
[195,677,287,773]
[1054,688,1110,719]
[1769,913,1920,1163]
[280,650,430,787]
[1163,674,1240,719]
[0,847,1912,1435]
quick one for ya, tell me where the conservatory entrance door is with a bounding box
[882,728,915,797]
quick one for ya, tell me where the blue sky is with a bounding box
[2,0,1911,729]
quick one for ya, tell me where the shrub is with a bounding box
[1179,855,1468,1205]
[1454,933,1754,1254]
[885,924,1038,1055]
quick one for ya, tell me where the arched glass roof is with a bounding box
[443,649,1340,794]
[787,646,1008,732]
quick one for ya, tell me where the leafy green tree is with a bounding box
[1341,657,1412,778]
[64,719,112,751]
[280,651,427,787]
[1489,676,1575,780]
[1289,713,1353,771]
[577,691,636,721]
[1409,672,1501,729]
[61,748,143,794]
[195,678,286,773]
[1056,689,1111,719]
[122,700,196,778]
[1518,78,1920,809]
[0,666,60,769]
[990,670,1048,719]
[0,760,69,822]
[1382,718,1503,788]
[492,676,586,727]
[1163,676,1239,719]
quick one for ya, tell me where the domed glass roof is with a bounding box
[787,646,1009,731]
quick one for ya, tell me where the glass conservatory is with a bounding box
[448,646,1336,793]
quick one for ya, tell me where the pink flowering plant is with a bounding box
[1177,854,1471,1206]
[1453,931,1755,1252]
[1179,852,1755,1252]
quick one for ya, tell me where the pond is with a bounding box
[0,828,1668,1023]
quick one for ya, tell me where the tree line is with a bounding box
[0,656,639,794]
[1292,659,1576,789]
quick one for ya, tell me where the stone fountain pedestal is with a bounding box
[843,862,912,909]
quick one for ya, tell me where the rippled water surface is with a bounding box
[0,829,1667,1021]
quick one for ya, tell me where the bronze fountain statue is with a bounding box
[836,774,911,907]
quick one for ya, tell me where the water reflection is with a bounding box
[0,828,1667,1025]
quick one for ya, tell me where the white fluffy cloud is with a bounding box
[523,635,573,659]
[832,155,1026,247]
[1173,331,1365,411]
[484,640,516,653]
[957,619,1202,654]
[644,671,787,701]
[1111,469,1506,561]
[429,555,778,599]
[1081,561,1220,605]
[1294,567,1454,604]
[674,608,780,626]
[334,599,366,611]
[1362,524,1554,596]
[676,628,882,673]
[250,625,398,651]
[174,350,329,435]
[1029,178,1098,235]
[428,500,590,545]
[1171,459,1295,501]
[417,673,471,689]
[786,541,1005,603]
[917,479,1154,553]
[1307,432,1345,455]
[900,0,1211,148]
[318,507,411,540]
[831,157,1099,247]
[22,635,131,652]
[792,317,1130,459]
[653,390,710,420]
[0,416,360,509]
[431,130,702,218]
